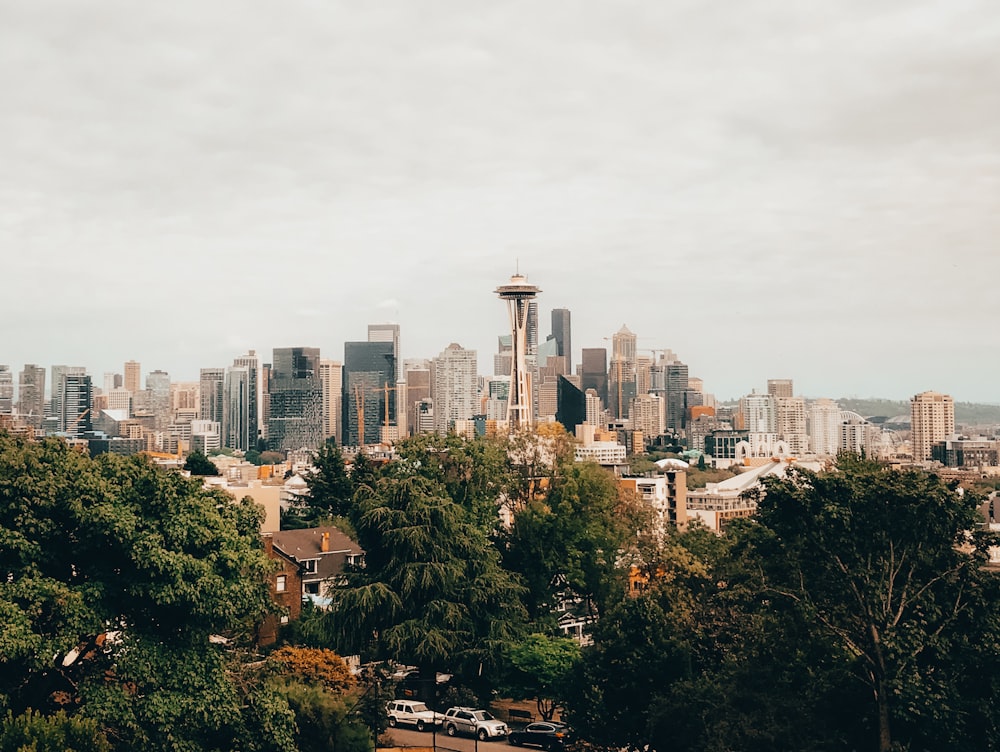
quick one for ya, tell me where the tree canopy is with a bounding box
[0,433,293,751]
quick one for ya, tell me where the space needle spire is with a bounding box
[495,271,541,430]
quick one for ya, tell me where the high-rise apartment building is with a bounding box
[319,359,343,442]
[550,308,572,365]
[269,347,324,452]
[124,360,141,395]
[776,396,808,454]
[809,398,842,456]
[432,343,478,435]
[17,364,45,428]
[343,341,395,446]
[630,393,664,438]
[911,390,955,462]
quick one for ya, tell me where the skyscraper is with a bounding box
[809,398,842,456]
[124,360,141,395]
[17,364,45,428]
[59,373,93,437]
[199,368,225,426]
[268,347,323,452]
[432,343,478,434]
[343,341,395,446]
[609,325,637,419]
[911,390,955,462]
[367,323,400,358]
[0,365,13,415]
[231,351,261,448]
[496,272,541,430]
[146,369,171,429]
[224,361,257,452]
[580,348,608,409]
[319,359,343,442]
[550,308,572,365]
[767,379,794,400]
[50,365,86,431]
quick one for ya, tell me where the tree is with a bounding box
[323,465,527,698]
[0,433,293,751]
[301,442,355,520]
[744,456,1000,752]
[504,459,647,621]
[183,450,218,476]
[503,634,579,721]
[0,709,110,752]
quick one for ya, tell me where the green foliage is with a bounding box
[0,434,285,751]
[503,634,580,721]
[183,450,219,476]
[393,433,514,535]
[505,460,646,620]
[302,442,355,520]
[0,709,110,752]
[324,466,526,694]
[743,456,1000,751]
[269,679,370,752]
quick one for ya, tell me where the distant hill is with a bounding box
[837,398,1000,427]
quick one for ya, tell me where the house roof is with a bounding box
[271,526,362,560]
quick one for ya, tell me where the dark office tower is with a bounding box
[17,364,45,428]
[0,365,13,414]
[342,341,395,446]
[60,374,93,437]
[665,361,689,432]
[550,308,572,363]
[267,347,323,452]
[580,348,608,407]
[555,375,586,435]
[199,368,225,424]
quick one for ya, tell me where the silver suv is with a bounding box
[442,707,509,740]
[386,699,443,731]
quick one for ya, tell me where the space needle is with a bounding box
[495,271,540,430]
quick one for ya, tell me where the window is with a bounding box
[303,559,318,574]
[276,575,287,592]
[280,615,289,624]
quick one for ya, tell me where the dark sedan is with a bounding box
[508,721,570,750]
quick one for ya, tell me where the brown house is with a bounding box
[259,533,305,646]
[270,526,364,604]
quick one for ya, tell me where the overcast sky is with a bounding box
[2,0,998,402]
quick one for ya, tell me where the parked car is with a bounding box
[508,721,571,750]
[386,699,444,731]
[443,707,509,740]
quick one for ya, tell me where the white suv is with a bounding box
[386,700,443,731]
[443,707,509,740]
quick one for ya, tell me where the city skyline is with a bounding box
[2,1,998,402]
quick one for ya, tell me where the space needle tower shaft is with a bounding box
[495,272,540,430]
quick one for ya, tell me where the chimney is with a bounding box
[321,531,330,552]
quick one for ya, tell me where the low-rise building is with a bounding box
[270,526,364,604]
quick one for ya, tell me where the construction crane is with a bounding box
[353,382,399,447]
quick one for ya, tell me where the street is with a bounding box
[382,726,513,752]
